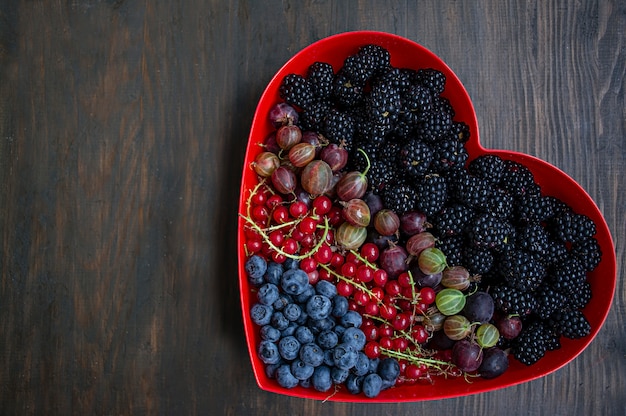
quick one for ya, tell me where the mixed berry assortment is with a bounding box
[241,44,601,398]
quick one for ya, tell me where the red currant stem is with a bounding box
[239,214,330,260]
[245,178,270,218]
[263,219,301,232]
[318,263,380,302]
[347,249,379,270]
[379,347,460,374]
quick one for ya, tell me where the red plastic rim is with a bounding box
[237,31,617,402]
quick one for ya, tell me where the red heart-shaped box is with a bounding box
[237,31,616,402]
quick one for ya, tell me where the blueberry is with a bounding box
[299,378,311,389]
[283,303,302,322]
[293,284,315,303]
[295,310,309,325]
[280,322,298,337]
[306,294,332,320]
[295,325,315,344]
[362,373,383,398]
[290,359,315,380]
[257,340,281,365]
[311,365,332,392]
[260,325,281,342]
[299,342,325,367]
[245,255,267,281]
[272,293,293,311]
[265,362,282,379]
[317,330,339,349]
[377,357,400,382]
[353,351,370,376]
[270,311,290,331]
[331,366,350,384]
[257,283,280,305]
[342,327,366,350]
[340,310,362,328]
[315,280,337,298]
[323,349,334,366]
[344,373,363,395]
[368,357,380,373]
[275,364,299,388]
[308,317,336,334]
[333,343,358,370]
[278,336,301,361]
[250,303,273,326]
[283,258,300,270]
[331,295,349,318]
[281,269,310,295]
[264,261,283,285]
[333,324,346,337]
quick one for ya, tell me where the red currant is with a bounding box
[392,312,411,331]
[251,205,270,222]
[397,272,412,288]
[246,239,263,253]
[268,230,285,247]
[272,205,289,224]
[379,302,397,320]
[360,242,379,262]
[363,301,379,316]
[318,268,332,282]
[393,337,409,351]
[379,323,394,338]
[307,270,319,285]
[314,243,333,264]
[379,336,393,350]
[419,287,436,305]
[250,188,268,206]
[373,269,388,287]
[330,253,345,268]
[266,194,283,209]
[362,324,379,341]
[340,262,356,277]
[271,251,286,263]
[411,325,429,344]
[300,257,317,273]
[405,364,424,380]
[326,206,343,226]
[289,201,308,218]
[298,216,318,234]
[282,238,298,255]
[336,280,353,297]
[312,195,332,215]
[355,265,374,283]
[364,341,381,359]
[384,280,402,297]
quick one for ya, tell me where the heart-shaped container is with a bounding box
[237,31,616,402]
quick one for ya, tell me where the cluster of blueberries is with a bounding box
[245,254,400,398]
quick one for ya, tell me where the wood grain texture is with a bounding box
[0,0,624,415]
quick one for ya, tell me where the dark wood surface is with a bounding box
[1,1,624,414]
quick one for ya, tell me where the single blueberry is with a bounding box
[257,340,281,365]
[265,362,282,379]
[331,295,349,318]
[299,378,311,389]
[333,324,346,337]
[315,280,337,298]
[275,364,299,388]
[272,293,293,311]
[270,311,290,331]
[340,310,362,328]
[299,342,325,367]
[260,325,281,342]
[245,255,267,280]
[295,310,309,325]
[295,325,315,344]
[323,349,334,366]
[264,261,283,285]
[281,269,310,296]
[333,343,358,370]
[283,258,300,270]
[290,359,314,381]
[342,327,366,350]
[250,303,273,326]
[344,373,363,395]
[362,373,383,398]
[281,322,298,337]
[377,357,400,382]
[293,284,315,303]
[257,283,280,306]
[316,330,339,350]
[331,366,350,384]
[283,303,302,322]
[368,357,380,374]
[353,351,370,376]
[311,365,332,392]
[307,317,336,334]
[306,294,332,320]
[278,336,301,361]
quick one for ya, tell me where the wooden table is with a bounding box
[1,1,624,414]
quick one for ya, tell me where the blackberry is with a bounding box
[490,284,537,317]
[570,237,602,271]
[416,105,453,144]
[322,109,355,149]
[380,181,418,215]
[467,212,514,252]
[541,239,569,267]
[397,139,434,179]
[372,67,412,94]
[437,235,465,267]
[499,160,541,199]
[415,68,446,95]
[401,84,433,118]
[513,321,549,365]
[448,171,492,210]
[430,137,469,174]
[298,99,331,132]
[358,44,391,75]
[468,154,505,185]
[514,194,555,224]
[515,223,550,257]
[341,52,376,84]
[462,245,494,276]
[415,174,448,217]
[497,249,546,292]
[548,255,587,296]
[565,281,592,310]
[366,79,402,133]
[433,203,475,237]
[534,284,568,320]
[306,62,335,100]
[484,188,515,220]
[550,211,596,244]
[332,71,365,108]
[367,159,398,193]
[548,310,591,339]
[450,121,471,143]
[544,326,562,351]
[279,73,315,110]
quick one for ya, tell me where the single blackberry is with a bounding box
[341,52,376,84]
[322,108,355,149]
[490,284,537,317]
[499,159,541,199]
[467,212,514,252]
[306,62,335,100]
[380,181,418,215]
[570,237,602,272]
[450,121,471,143]
[416,105,453,144]
[415,174,448,217]
[514,194,555,224]
[436,235,465,267]
[497,249,546,292]
[279,73,315,110]
[348,138,380,172]
[401,84,433,118]
[396,139,434,179]
[433,203,475,237]
[332,71,365,108]
[468,154,505,185]
[462,245,494,276]
[429,138,469,174]
[534,284,568,320]
[565,281,592,310]
[541,239,569,267]
[372,67,412,94]
[515,223,550,257]
[358,44,391,75]
[448,171,492,210]
[415,68,446,95]
[513,321,549,365]
[548,255,587,296]
[298,99,331,132]
[548,310,591,339]
[366,80,402,133]
[367,159,398,193]
[483,188,515,220]
[550,211,596,244]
